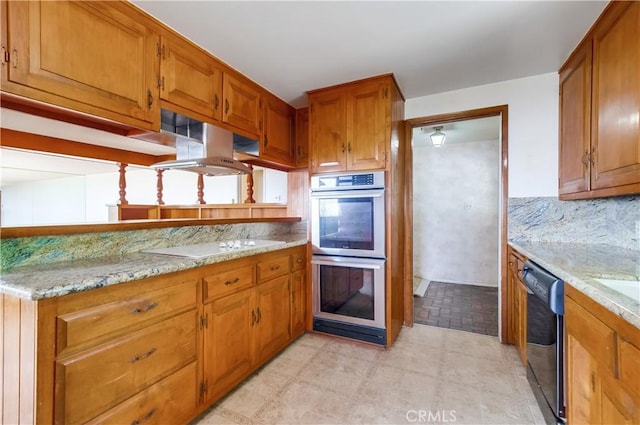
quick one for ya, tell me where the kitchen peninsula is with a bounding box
[1,217,309,424]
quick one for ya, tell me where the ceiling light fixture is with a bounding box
[430,126,446,147]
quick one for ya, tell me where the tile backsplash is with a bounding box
[508,196,639,250]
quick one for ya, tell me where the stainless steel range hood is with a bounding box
[136,109,252,176]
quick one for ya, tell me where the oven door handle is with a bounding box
[311,258,385,269]
[310,189,384,199]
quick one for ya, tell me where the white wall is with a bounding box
[2,176,87,225]
[263,168,288,203]
[414,139,500,286]
[406,72,559,197]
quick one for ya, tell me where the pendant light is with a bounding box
[430,126,446,147]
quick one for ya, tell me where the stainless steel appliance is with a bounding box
[311,255,386,344]
[310,171,387,345]
[522,260,566,425]
[310,171,385,259]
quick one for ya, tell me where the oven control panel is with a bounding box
[311,171,385,191]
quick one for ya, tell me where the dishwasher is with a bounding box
[521,260,565,425]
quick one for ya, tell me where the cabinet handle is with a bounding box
[224,277,240,286]
[131,408,156,425]
[214,94,219,110]
[131,302,158,314]
[348,142,352,153]
[0,46,6,66]
[296,258,303,264]
[225,99,230,114]
[341,144,345,153]
[160,76,165,90]
[265,134,269,147]
[590,146,596,167]
[591,372,596,392]
[581,150,589,167]
[292,289,295,304]
[130,347,157,363]
[270,264,280,271]
[147,89,153,110]
[251,309,257,326]
[297,146,301,158]
[11,49,17,68]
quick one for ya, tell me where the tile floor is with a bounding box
[414,281,499,337]
[192,325,544,425]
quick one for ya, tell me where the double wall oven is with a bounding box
[310,171,387,345]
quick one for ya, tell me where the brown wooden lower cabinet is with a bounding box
[565,285,640,424]
[1,244,308,424]
[507,247,527,366]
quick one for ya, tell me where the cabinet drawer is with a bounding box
[55,309,197,424]
[86,361,197,425]
[57,280,197,355]
[292,249,306,271]
[565,296,616,374]
[618,338,640,397]
[257,255,290,282]
[203,264,254,302]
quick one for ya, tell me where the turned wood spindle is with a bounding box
[156,169,165,205]
[118,162,128,205]
[196,173,205,204]
[244,164,255,203]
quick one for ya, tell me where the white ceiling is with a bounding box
[133,0,607,107]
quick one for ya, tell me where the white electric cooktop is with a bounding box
[142,239,285,259]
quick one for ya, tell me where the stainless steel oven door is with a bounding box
[310,189,385,258]
[312,255,386,329]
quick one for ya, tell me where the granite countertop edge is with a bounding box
[508,241,640,329]
[0,236,308,301]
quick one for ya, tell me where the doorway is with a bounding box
[404,105,509,341]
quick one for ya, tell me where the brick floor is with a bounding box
[414,281,499,336]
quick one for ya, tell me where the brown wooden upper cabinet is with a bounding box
[308,75,395,174]
[222,73,262,138]
[261,92,294,165]
[559,1,640,199]
[159,33,223,122]
[1,1,160,130]
[295,107,309,168]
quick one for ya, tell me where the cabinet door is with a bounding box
[4,1,159,129]
[254,275,291,365]
[507,253,519,345]
[263,95,294,164]
[160,34,222,121]
[516,279,527,366]
[309,89,347,173]
[290,269,306,338]
[559,41,592,195]
[223,73,262,137]
[347,80,388,171]
[600,371,640,424]
[566,327,602,424]
[295,107,310,167]
[202,290,254,404]
[591,1,640,191]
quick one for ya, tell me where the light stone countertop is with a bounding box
[0,234,308,301]
[509,241,640,329]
